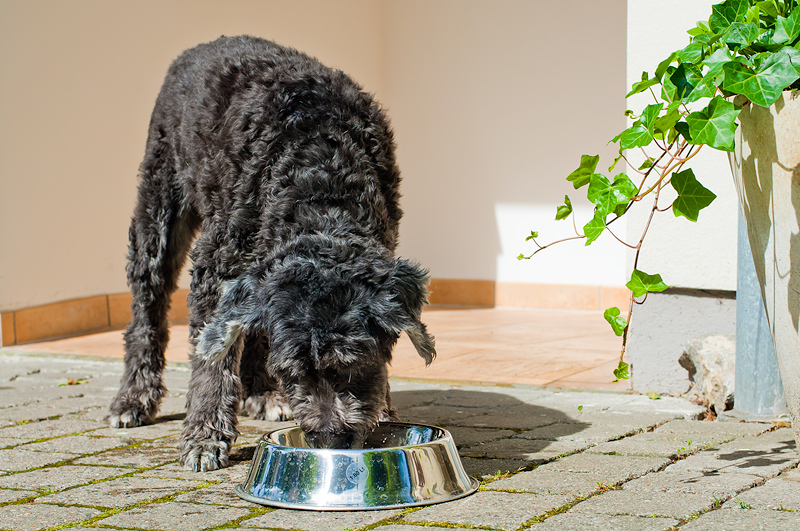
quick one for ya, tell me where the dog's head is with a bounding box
[195,238,435,448]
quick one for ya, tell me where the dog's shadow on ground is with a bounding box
[229,388,590,477]
[391,388,589,478]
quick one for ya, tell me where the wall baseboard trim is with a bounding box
[0,280,628,346]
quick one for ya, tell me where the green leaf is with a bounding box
[702,47,734,85]
[583,212,606,245]
[525,230,539,241]
[613,360,630,382]
[723,51,799,106]
[555,195,573,221]
[678,42,706,63]
[614,123,653,150]
[640,103,663,133]
[626,269,669,298]
[674,121,693,142]
[655,51,679,81]
[587,173,638,218]
[604,307,627,336]
[756,1,778,18]
[709,0,749,34]
[670,63,704,100]
[653,101,682,136]
[685,96,741,151]
[646,391,661,400]
[671,168,717,221]
[627,73,660,97]
[725,22,760,47]
[566,154,600,189]
[773,9,800,44]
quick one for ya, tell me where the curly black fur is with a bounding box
[107,36,435,471]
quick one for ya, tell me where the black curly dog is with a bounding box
[107,36,436,471]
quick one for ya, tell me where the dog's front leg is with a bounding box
[179,335,243,471]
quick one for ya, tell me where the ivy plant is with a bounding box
[519,0,800,381]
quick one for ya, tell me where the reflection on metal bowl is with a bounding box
[235,422,479,511]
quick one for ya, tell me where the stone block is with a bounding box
[0,448,74,472]
[571,489,716,519]
[97,501,248,531]
[405,490,573,531]
[241,507,401,531]
[679,508,800,530]
[0,504,99,531]
[487,467,610,498]
[0,464,130,491]
[532,512,679,531]
[38,476,202,508]
[724,477,800,511]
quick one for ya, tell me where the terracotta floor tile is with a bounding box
[7,308,628,391]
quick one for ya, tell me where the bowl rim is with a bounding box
[262,421,453,453]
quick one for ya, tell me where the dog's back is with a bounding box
[149,36,402,260]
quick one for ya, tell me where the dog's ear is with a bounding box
[381,260,436,365]
[195,275,260,361]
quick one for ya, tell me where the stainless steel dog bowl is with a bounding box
[235,422,478,510]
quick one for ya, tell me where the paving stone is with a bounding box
[38,475,203,508]
[97,501,248,530]
[570,489,717,519]
[624,468,762,498]
[679,507,800,530]
[0,488,37,503]
[460,436,587,463]
[453,403,577,430]
[487,467,614,497]
[531,512,679,531]
[405,490,573,531]
[573,409,688,429]
[724,477,800,511]
[459,456,530,479]
[173,481,253,507]
[241,507,401,530]
[540,453,671,481]
[0,448,75,471]
[0,465,130,491]
[89,420,183,439]
[587,431,713,458]
[518,420,642,445]
[75,437,180,468]
[445,426,516,448]
[144,460,250,483]
[656,419,771,439]
[18,434,129,455]
[0,418,105,439]
[0,503,99,531]
[366,526,442,531]
[667,428,799,478]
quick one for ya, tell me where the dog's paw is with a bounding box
[243,392,293,421]
[179,438,231,472]
[107,395,159,428]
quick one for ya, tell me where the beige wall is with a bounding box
[1,0,628,313]
[0,0,386,311]
[385,0,628,286]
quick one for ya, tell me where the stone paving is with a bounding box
[1,351,799,531]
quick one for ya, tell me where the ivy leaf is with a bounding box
[626,269,669,298]
[723,51,799,107]
[583,212,607,245]
[671,63,704,101]
[773,9,800,44]
[709,0,749,34]
[655,51,679,81]
[627,72,660,97]
[702,47,734,86]
[555,195,573,221]
[678,42,705,63]
[646,391,661,400]
[613,123,652,150]
[755,1,778,19]
[613,360,630,382]
[725,22,759,48]
[640,103,663,134]
[671,168,717,222]
[525,230,539,241]
[587,173,638,218]
[566,154,600,189]
[685,96,740,151]
[604,307,627,336]
[653,101,682,136]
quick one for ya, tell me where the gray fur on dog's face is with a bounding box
[196,236,435,447]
